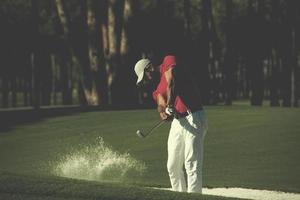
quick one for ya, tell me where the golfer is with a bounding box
[134,55,208,193]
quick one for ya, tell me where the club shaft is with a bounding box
[144,120,165,137]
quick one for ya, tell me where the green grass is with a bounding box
[204,106,300,191]
[0,105,299,199]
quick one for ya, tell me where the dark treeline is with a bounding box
[0,0,299,109]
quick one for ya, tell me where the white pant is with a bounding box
[167,110,208,193]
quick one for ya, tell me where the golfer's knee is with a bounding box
[167,161,182,175]
[185,160,200,175]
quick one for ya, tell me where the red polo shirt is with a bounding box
[152,55,188,114]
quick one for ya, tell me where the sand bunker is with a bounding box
[153,187,300,200]
[203,187,300,200]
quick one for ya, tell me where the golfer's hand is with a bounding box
[159,112,169,120]
[160,111,173,122]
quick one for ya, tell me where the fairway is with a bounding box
[0,105,299,199]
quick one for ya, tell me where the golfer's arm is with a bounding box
[156,94,169,120]
[164,68,175,106]
[156,94,167,113]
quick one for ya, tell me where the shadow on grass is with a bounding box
[0,172,238,200]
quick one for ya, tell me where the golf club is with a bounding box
[136,120,165,138]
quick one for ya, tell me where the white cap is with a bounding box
[134,58,151,84]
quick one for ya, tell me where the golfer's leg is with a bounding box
[167,119,186,192]
[184,111,206,193]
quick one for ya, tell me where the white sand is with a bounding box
[203,187,300,200]
[53,136,146,181]
[152,187,300,200]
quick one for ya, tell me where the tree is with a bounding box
[31,0,41,109]
[295,1,300,107]
[198,0,214,104]
[55,0,108,106]
[183,0,191,38]
[1,0,299,108]
[116,0,138,106]
[223,0,237,105]
[106,0,125,105]
[269,0,281,106]
[86,0,108,105]
[235,0,269,106]
[281,0,298,107]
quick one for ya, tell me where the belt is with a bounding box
[174,106,203,119]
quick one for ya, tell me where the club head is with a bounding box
[136,130,145,138]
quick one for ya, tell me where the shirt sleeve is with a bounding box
[161,62,175,75]
[152,78,165,101]
[162,55,176,73]
[152,67,175,101]
[153,55,176,101]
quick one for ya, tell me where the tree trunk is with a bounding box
[60,48,73,105]
[184,0,191,38]
[287,0,298,107]
[11,77,17,107]
[223,52,236,105]
[22,52,31,107]
[295,16,300,107]
[281,0,297,107]
[39,47,52,106]
[107,0,125,105]
[269,0,281,106]
[102,0,109,60]
[246,0,264,106]
[31,0,40,109]
[55,0,108,106]
[120,0,132,56]
[269,49,280,106]
[295,56,300,107]
[55,0,82,105]
[87,0,108,105]
[2,76,9,108]
[223,0,237,105]
[295,25,299,107]
[117,0,137,107]
[209,1,221,104]
[249,58,264,106]
[281,54,292,107]
[22,77,28,106]
[198,0,212,104]
[50,54,57,105]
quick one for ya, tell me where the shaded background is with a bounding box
[0,0,299,109]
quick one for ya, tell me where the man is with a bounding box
[134,55,208,193]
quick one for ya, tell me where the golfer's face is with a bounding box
[144,64,154,81]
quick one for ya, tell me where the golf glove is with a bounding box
[165,105,174,116]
